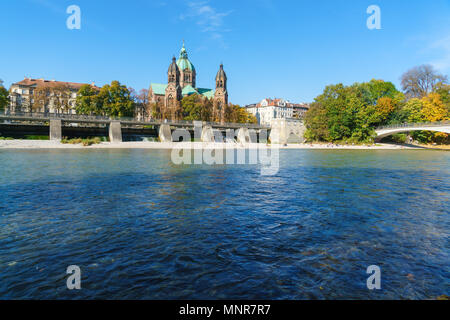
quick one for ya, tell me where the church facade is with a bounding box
[149,43,228,123]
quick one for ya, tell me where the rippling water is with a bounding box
[0,149,448,299]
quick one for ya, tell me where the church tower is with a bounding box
[164,57,182,119]
[213,64,228,123]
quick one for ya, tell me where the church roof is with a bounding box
[150,83,167,95]
[197,88,215,99]
[215,64,227,80]
[168,57,179,73]
[151,83,214,99]
[182,85,197,96]
[176,44,195,72]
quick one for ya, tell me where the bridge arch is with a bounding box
[375,122,450,139]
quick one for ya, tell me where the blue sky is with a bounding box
[1,0,449,105]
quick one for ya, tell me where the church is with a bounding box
[149,43,228,123]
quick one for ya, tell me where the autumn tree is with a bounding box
[224,104,257,124]
[136,89,150,120]
[53,83,73,114]
[32,86,51,113]
[421,92,448,122]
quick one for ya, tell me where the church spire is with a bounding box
[168,56,180,84]
[215,63,227,89]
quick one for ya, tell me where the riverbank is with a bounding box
[0,139,428,150]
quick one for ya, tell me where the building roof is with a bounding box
[197,88,215,99]
[182,85,197,96]
[176,44,195,72]
[13,78,98,90]
[247,99,310,109]
[215,64,227,81]
[150,83,168,95]
[168,57,179,74]
[151,83,214,99]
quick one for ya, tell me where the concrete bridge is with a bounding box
[375,121,450,139]
[0,112,271,143]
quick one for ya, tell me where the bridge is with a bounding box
[375,121,450,139]
[0,112,271,143]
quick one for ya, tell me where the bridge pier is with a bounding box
[236,128,257,144]
[109,121,122,143]
[49,119,62,141]
[158,124,172,142]
[270,119,305,144]
[201,125,214,142]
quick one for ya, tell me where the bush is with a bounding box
[61,137,102,146]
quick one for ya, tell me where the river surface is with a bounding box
[0,149,448,299]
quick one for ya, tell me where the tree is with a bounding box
[75,81,135,117]
[75,84,101,115]
[150,102,162,120]
[135,89,150,120]
[53,83,73,114]
[304,81,402,143]
[223,104,257,124]
[421,92,448,122]
[181,94,212,121]
[375,97,395,121]
[0,79,8,112]
[400,64,448,99]
[100,81,135,117]
[32,86,51,113]
[400,98,424,123]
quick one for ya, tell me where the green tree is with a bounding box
[75,81,135,117]
[400,98,424,123]
[0,80,8,112]
[75,84,101,115]
[304,80,402,143]
[180,94,212,121]
[100,81,135,117]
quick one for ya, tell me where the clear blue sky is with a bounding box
[1,0,449,105]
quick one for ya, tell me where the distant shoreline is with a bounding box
[0,140,440,150]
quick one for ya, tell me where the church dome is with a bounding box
[176,44,195,72]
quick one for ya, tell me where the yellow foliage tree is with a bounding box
[421,92,448,122]
[376,97,395,121]
[420,92,449,143]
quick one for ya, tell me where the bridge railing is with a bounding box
[376,120,450,130]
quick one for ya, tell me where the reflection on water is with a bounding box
[0,149,448,299]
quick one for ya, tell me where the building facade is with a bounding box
[7,78,98,114]
[245,98,309,126]
[149,43,228,122]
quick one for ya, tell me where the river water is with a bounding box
[0,149,448,299]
